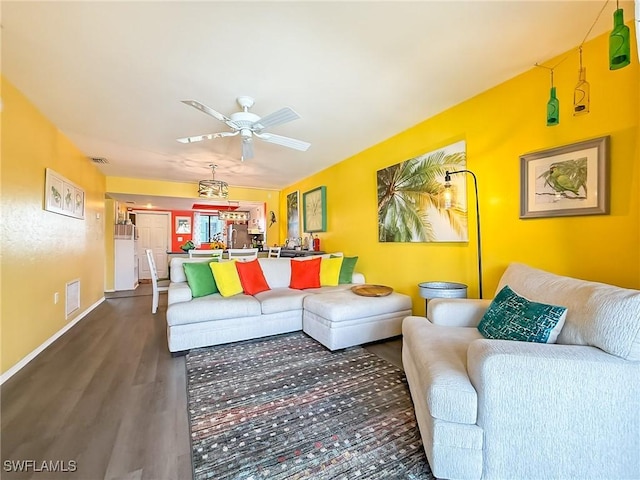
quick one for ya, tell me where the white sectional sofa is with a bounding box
[402,263,640,480]
[166,256,411,354]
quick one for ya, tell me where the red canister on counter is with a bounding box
[313,235,320,252]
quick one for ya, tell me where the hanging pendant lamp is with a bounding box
[573,47,590,116]
[609,2,631,70]
[198,164,229,198]
[547,70,559,126]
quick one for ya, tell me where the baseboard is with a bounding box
[0,297,106,385]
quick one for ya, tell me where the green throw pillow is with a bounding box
[183,260,219,297]
[477,285,567,343]
[335,256,358,284]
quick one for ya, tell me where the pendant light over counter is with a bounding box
[547,70,560,126]
[535,0,633,127]
[609,1,631,70]
[574,47,590,115]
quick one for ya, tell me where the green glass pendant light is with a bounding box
[609,2,631,70]
[574,47,590,115]
[547,71,559,126]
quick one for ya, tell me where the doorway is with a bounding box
[135,211,170,279]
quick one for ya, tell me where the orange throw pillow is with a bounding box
[235,259,270,295]
[289,257,321,289]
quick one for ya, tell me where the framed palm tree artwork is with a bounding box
[377,141,467,242]
[520,136,609,218]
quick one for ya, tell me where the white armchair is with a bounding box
[402,263,640,480]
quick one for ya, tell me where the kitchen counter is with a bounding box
[167,250,324,259]
[279,249,325,258]
[167,251,269,259]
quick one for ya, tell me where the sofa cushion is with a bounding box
[498,263,640,360]
[166,293,261,326]
[304,290,412,322]
[254,288,309,314]
[258,258,292,289]
[402,316,482,424]
[320,256,343,286]
[168,281,193,305]
[290,257,321,289]
[478,285,567,343]
[236,259,270,295]
[183,260,219,298]
[303,285,355,294]
[210,261,244,297]
[338,256,358,284]
[170,257,215,283]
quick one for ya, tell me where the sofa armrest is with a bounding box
[427,298,492,327]
[467,339,640,476]
[168,282,192,305]
[351,272,365,284]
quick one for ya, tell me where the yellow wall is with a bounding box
[283,27,639,315]
[1,77,107,375]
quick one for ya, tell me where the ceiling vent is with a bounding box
[90,157,109,164]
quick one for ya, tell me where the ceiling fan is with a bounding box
[177,96,311,161]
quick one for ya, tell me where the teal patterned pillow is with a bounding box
[478,285,567,343]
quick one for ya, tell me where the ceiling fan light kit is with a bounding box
[177,96,311,161]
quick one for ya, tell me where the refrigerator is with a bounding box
[114,224,139,290]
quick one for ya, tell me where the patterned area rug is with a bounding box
[186,332,434,479]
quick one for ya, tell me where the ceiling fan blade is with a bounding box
[176,131,239,144]
[251,107,300,131]
[181,100,240,129]
[254,132,310,152]
[241,138,254,161]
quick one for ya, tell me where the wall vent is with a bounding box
[90,157,109,164]
[66,279,80,319]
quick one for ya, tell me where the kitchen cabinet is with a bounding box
[249,206,265,233]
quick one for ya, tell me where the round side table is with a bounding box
[418,281,468,313]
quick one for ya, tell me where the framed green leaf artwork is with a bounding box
[303,186,327,232]
[519,136,609,218]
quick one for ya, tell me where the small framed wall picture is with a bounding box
[520,136,609,218]
[175,216,192,234]
[303,186,327,232]
[44,168,85,220]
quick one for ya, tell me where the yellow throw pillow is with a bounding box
[320,256,343,286]
[210,260,243,297]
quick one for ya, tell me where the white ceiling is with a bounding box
[3,0,633,194]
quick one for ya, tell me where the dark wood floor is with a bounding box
[0,291,402,480]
